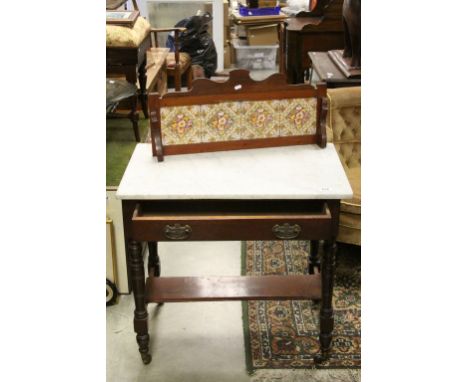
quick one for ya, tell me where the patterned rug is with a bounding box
[242,241,361,371]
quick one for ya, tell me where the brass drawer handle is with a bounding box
[272,223,301,239]
[163,224,192,240]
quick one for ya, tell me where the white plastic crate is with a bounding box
[232,40,278,70]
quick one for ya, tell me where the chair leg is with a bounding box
[130,95,140,142]
[186,66,193,89]
[138,58,148,118]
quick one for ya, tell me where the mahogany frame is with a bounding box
[148,69,328,162]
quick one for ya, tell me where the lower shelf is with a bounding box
[145,275,321,303]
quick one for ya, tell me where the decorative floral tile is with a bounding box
[159,97,318,146]
[279,98,317,136]
[201,102,242,142]
[160,105,202,145]
[240,100,280,139]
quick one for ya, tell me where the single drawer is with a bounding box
[131,200,333,241]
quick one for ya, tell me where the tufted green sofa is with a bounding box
[326,87,361,246]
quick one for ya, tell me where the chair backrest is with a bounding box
[148,70,327,161]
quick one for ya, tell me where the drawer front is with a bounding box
[132,207,333,242]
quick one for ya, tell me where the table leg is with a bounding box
[314,238,336,364]
[147,241,160,277]
[129,240,152,365]
[138,58,149,119]
[308,240,320,275]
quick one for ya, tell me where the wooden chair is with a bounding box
[149,28,193,92]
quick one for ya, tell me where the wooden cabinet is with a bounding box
[285,0,345,83]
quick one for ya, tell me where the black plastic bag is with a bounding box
[166,12,217,78]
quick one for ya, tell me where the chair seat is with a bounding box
[166,52,191,71]
[340,166,360,215]
[106,17,150,48]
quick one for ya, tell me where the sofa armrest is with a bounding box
[326,87,361,170]
[326,87,361,143]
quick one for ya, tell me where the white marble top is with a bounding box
[116,144,353,200]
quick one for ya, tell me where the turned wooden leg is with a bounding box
[129,240,151,365]
[314,238,336,364]
[138,60,148,119]
[147,241,160,277]
[130,95,140,142]
[308,240,320,275]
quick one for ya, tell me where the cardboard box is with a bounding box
[246,24,278,46]
[224,25,231,44]
[245,0,277,7]
[258,0,278,7]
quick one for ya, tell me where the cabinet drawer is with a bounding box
[131,200,333,241]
